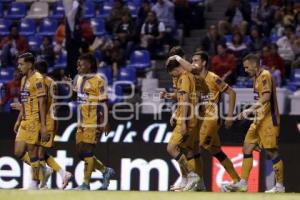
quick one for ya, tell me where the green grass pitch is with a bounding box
[0,190,299,200]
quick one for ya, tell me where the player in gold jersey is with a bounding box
[226,54,285,193]
[13,53,47,189]
[74,53,115,190]
[11,61,73,189]
[169,51,241,189]
[166,58,201,191]
[34,61,72,189]
[162,46,207,191]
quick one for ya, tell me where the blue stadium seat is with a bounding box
[19,19,36,36]
[28,35,42,52]
[99,2,112,18]
[38,18,57,36]
[128,2,138,17]
[0,68,14,83]
[0,19,11,37]
[90,18,106,36]
[6,2,26,19]
[108,85,123,104]
[224,34,232,43]
[127,50,151,70]
[83,2,96,19]
[51,1,64,19]
[98,66,113,85]
[117,67,137,84]
[287,69,300,91]
[54,51,67,69]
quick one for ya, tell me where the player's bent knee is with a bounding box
[213,151,227,162]
[166,143,177,157]
[14,150,25,159]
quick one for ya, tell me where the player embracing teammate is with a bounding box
[12,53,114,190]
[163,48,285,193]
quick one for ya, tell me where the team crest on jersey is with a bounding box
[216,78,222,85]
[262,79,267,86]
[36,82,42,89]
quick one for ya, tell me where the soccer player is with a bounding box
[34,60,72,189]
[169,51,240,187]
[165,58,200,191]
[225,54,285,193]
[13,53,47,189]
[11,61,73,189]
[74,53,115,190]
[162,46,207,191]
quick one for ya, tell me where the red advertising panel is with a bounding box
[211,146,260,192]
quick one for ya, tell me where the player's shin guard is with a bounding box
[214,151,240,183]
[21,152,31,165]
[272,156,284,185]
[30,157,40,181]
[83,152,95,185]
[175,152,191,174]
[93,156,106,173]
[45,153,61,172]
[241,153,253,181]
[194,153,203,177]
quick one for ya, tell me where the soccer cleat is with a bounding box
[182,172,200,191]
[170,177,187,191]
[195,178,206,192]
[220,183,231,192]
[224,181,248,192]
[75,183,90,190]
[39,167,53,189]
[100,167,115,190]
[265,185,285,193]
[62,171,72,189]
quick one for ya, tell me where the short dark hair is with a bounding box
[243,53,260,64]
[166,59,180,72]
[168,46,185,57]
[34,60,48,74]
[79,53,98,73]
[18,52,35,64]
[192,51,209,67]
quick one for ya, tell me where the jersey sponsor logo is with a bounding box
[20,91,30,102]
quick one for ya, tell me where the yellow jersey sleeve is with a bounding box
[259,72,272,94]
[34,77,46,97]
[97,76,108,101]
[213,76,228,92]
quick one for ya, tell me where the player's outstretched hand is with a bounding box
[239,109,252,120]
[10,102,21,111]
